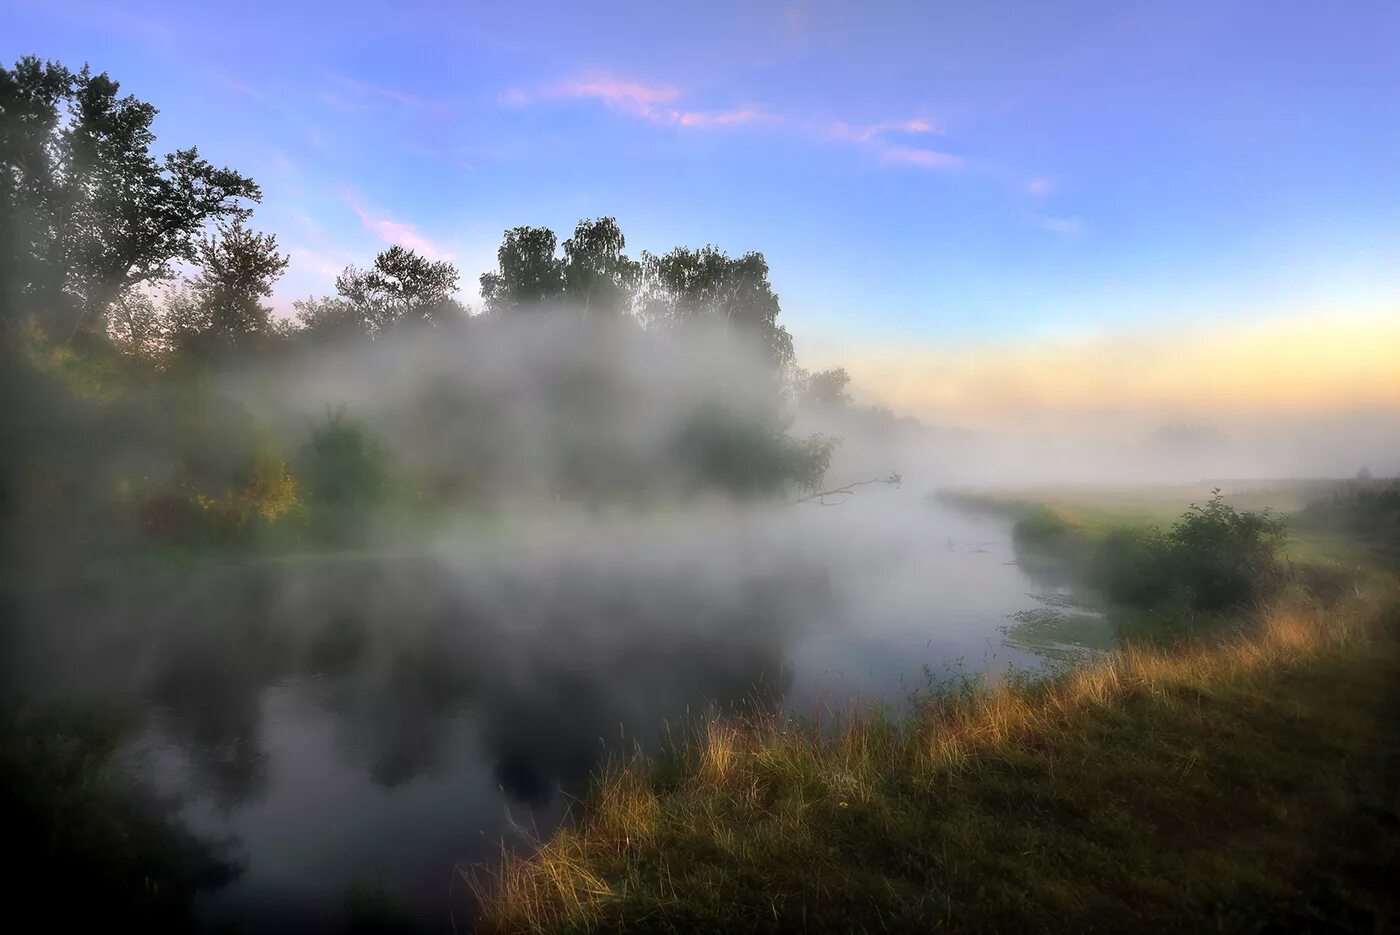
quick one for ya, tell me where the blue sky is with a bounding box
[6,0,1399,377]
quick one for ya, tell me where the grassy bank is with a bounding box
[474,523,1400,931]
[938,482,1398,572]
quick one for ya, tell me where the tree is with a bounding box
[106,287,165,360]
[0,57,259,339]
[803,368,852,409]
[639,246,794,370]
[562,217,639,317]
[164,220,288,352]
[479,226,564,314]
[297,245,462,339]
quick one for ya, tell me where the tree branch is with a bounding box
[791,472,902,506]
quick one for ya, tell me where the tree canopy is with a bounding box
[298,245,463,339]
[0,56,259,339]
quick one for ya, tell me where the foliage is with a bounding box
[315,245,463,338]
[164,220,289,353]
[1296,475,1400,546]
[301,411,388,542]
[562,216,641,317]
[801,367,852,409]
[1162,489,1287,610]
[639,245,795,371]
[135,453,304,547]
[675,405,835,496]
[0,56,259,338]
[480,225,566,313]
[2,56,850,561]
[1010,491,1287,613]
[1,712,241,930]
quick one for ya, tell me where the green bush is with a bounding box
[1163,490,1287,610]
[302,410,388,543]
[675,405,834,496]
[1092,491,1286,612]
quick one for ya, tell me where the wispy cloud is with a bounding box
[344,191,454,260]
[825,117,940,143]
[1026,177,1054,197]
[551,74,679,110]
[537,72,761,130]
[509,71,955,169]
[320,74,449,114]
[877,145,964,170]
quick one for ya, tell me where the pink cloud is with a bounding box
[346,197,454,260]
[1027,177,1054,196]
[507,72,963,167]
[534,72,762,130]
[877,146,964,170]
[675,107,761,128]
[550,73,679,115]
[828,117,941,142]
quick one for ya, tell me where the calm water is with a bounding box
[3,496,1086,931]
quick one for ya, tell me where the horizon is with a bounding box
[5,0,1398,427]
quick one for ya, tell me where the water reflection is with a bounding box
[3,500,1050,931]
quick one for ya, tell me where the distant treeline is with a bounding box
[0,56,876,563]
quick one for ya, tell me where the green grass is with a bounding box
[939,482,1397,573]
[475,489,1400,933]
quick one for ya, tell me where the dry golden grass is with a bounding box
[474,575,1399,933]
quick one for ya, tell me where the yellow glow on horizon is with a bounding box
[815,310,1400,427]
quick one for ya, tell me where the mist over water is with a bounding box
[4,482,1056,930]
[5,303,1396,931]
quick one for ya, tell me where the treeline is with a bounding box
[0,56,857,562]
[1,57,794,365]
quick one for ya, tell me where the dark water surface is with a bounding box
[3,498,1084,931]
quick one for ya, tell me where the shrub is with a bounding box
[674,405,834,496]
[1090,491,1286,612]
[1162,490,1286,610]
[302,411,388,543]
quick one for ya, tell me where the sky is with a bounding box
[5,0,1399,426]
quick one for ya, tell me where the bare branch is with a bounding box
[791,472,902,506]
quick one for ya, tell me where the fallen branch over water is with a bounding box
[791,472,902,506]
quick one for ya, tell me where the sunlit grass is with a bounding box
[474,575,1400,932]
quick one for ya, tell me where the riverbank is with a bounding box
[474,504,1400,932]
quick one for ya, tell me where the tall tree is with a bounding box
[479,226,564,314]
[164,220,288,352]
[0,57,259,339]
[298,245,462,338]
[561,217,639,318]
[640,246,794,370]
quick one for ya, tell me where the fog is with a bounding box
[6,296,1396,931]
